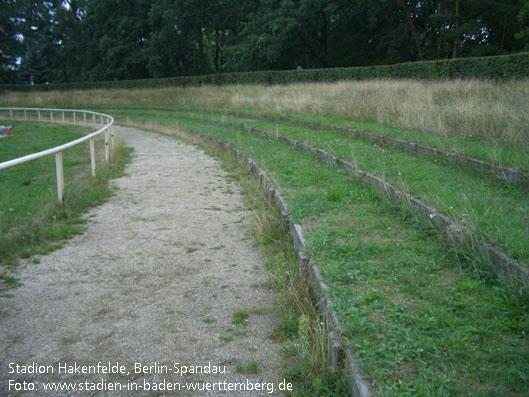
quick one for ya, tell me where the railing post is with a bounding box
[89,138,96,177]
[104,130,110,162]
[110,127,115,152]
[1,108,114,205]
[55,152,65,204]
[93,114,96,126]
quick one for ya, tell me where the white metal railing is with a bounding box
[0,107,115,204]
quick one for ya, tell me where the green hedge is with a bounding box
[2,53,528,92]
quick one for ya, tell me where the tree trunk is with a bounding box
[440,0,447,58]
[398,0,424,61]
[199,0,207,74]
[453,0,460,59]
[300,32,313,68]
[500,15,507,52]
[198,31,205,74]
[321,9,328,67]
[215,29,220,72]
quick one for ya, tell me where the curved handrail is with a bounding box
[0,107,115,203]
[0,108,113,170]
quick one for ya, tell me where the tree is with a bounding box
[51,0,90,82]
[80,0,151,81]
[516,0,529,49]
[16,1,58,65]
[0,0,21,83]
[226,0,348,71]
[2,0,527,83]
[398,0,424,61]
[225,0,300,71]
[17,42,49,84]
[144,0,194,77]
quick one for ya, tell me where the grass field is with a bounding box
[1,80,528,395]
[0,119,131,280]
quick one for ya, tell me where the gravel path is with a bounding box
[0,126,283,395]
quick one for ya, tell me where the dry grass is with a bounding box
[2,78,528,146]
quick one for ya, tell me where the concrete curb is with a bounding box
[174,126,377,397]
[173,108,529,187]
[272,115,529,187]
[179,115,529,290]
[249,124,529,288]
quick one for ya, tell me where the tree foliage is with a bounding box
[0,0,20,82]
[518,0,529,49]
[17,42,49,84]
[0,0,527,83]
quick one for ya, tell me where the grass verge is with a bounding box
[0,120,132,281]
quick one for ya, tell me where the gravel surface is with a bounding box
[0,126,283,395]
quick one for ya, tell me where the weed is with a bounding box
[235,361,259,374]
[232,309,249,328]
[1,275,19,286]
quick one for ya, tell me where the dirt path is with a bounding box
[0,126,282,395]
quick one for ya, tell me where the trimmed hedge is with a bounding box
[2,53,528,92]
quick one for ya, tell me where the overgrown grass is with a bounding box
[2,78,528,151]
[98,104,529,170]
[124,118,529,395]
[0,120,132,277]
